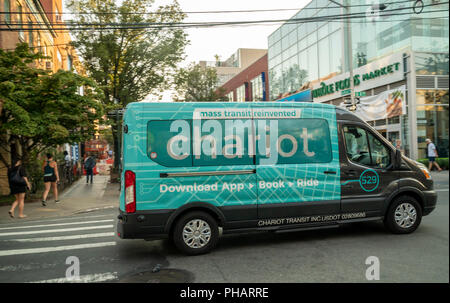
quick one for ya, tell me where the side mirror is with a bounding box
[393,148,402,170]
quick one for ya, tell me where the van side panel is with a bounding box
[122,102,257,221]
[252,103,341,218]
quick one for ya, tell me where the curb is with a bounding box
[72,205,117,215]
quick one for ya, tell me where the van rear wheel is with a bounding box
[384,195,422,234]
[172,211,219,255]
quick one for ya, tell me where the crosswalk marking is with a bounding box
[1,232,115,242]
[30,271,119,283]
[0,225,114,237]
[0,219,114,231]
[0,214,114,228]
[0,241,117,257]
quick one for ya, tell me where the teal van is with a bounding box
[117,102,437,255]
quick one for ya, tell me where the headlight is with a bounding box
[415,161,432,180]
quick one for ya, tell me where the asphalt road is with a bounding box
[0,177,448,283]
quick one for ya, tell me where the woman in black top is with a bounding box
[7,160,31,219]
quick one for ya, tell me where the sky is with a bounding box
[174,0,311,66]
[155,0,312,100]
[64,0,313,101]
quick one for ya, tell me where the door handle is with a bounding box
[344,170,357,176]
[324,170,337,175]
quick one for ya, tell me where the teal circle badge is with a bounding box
[359,169,379,192]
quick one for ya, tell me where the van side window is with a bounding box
[193,119,254,166]
[147,120,192,167]
[258,118,332,165]
[343,125,391,168]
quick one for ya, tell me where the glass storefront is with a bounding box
[268,0,448,99]
[267,0,449,160]
[416,90,449,159]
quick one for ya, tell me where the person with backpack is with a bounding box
[7,160,31,219]
[42,153,60,206]
[84,154,96,184]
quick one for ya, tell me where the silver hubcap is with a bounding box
[182,219,211,249]
[394,203,417,229]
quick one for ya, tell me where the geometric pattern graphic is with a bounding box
[119,102,341,211]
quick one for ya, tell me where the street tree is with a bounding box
[0,43,104,170]
[67,0,188,169]
[174,63,227,101]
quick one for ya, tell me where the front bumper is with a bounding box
[422,190,437,216]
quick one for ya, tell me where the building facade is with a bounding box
[267,0,449,160]
[200,48,268,87]
[220,53,269,102]
[0,0,83,195]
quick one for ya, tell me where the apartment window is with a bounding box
[37,34,42,56]
[236,85,246,102]
[226,91,234,102]
[251,74,264,101]
[68,55,73,71]
[17,3,24,40]
[4,0,11,23]
[57,49,63,69]
[28,18,33,46]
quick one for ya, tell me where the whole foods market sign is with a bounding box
[312,53,404,102]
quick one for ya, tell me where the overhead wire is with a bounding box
[0,0,420,15]
[0,2,447,32]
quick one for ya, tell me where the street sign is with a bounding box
[341,89,352,95]
[341,90,366,97]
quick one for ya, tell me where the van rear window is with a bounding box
[147,120,193,167]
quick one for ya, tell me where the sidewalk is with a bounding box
[0,175,120,224]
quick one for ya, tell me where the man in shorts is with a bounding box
[426,138,442,172]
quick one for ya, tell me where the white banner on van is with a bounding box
[340,86,406,121]
[193,108,301,120]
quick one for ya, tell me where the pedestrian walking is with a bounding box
[84,154,96,184]
[63,151,71,167]
[7,160,31,219]
[426,138,443,172]
[42,153,60,206]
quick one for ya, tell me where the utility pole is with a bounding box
[330,0,355,106]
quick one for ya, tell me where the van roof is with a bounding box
[125,101,337,109]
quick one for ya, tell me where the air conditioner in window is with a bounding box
[45,61,53,70]
[56,15,62,22]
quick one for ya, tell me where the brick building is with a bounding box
[0,0,82,195]
[220,53,270,102]
[200,48,268,88]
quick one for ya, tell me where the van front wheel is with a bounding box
[172,211,219,255]
[385,196,422,234]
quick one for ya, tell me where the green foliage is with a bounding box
[417,158,449,170]
[67,0,188,168]
[0,43,104,169]
[67,0,188,107]
[174,63,227,101]
[99,127,114,146]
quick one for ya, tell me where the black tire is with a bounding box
[172,211,219,255]
[384,195,422,234]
